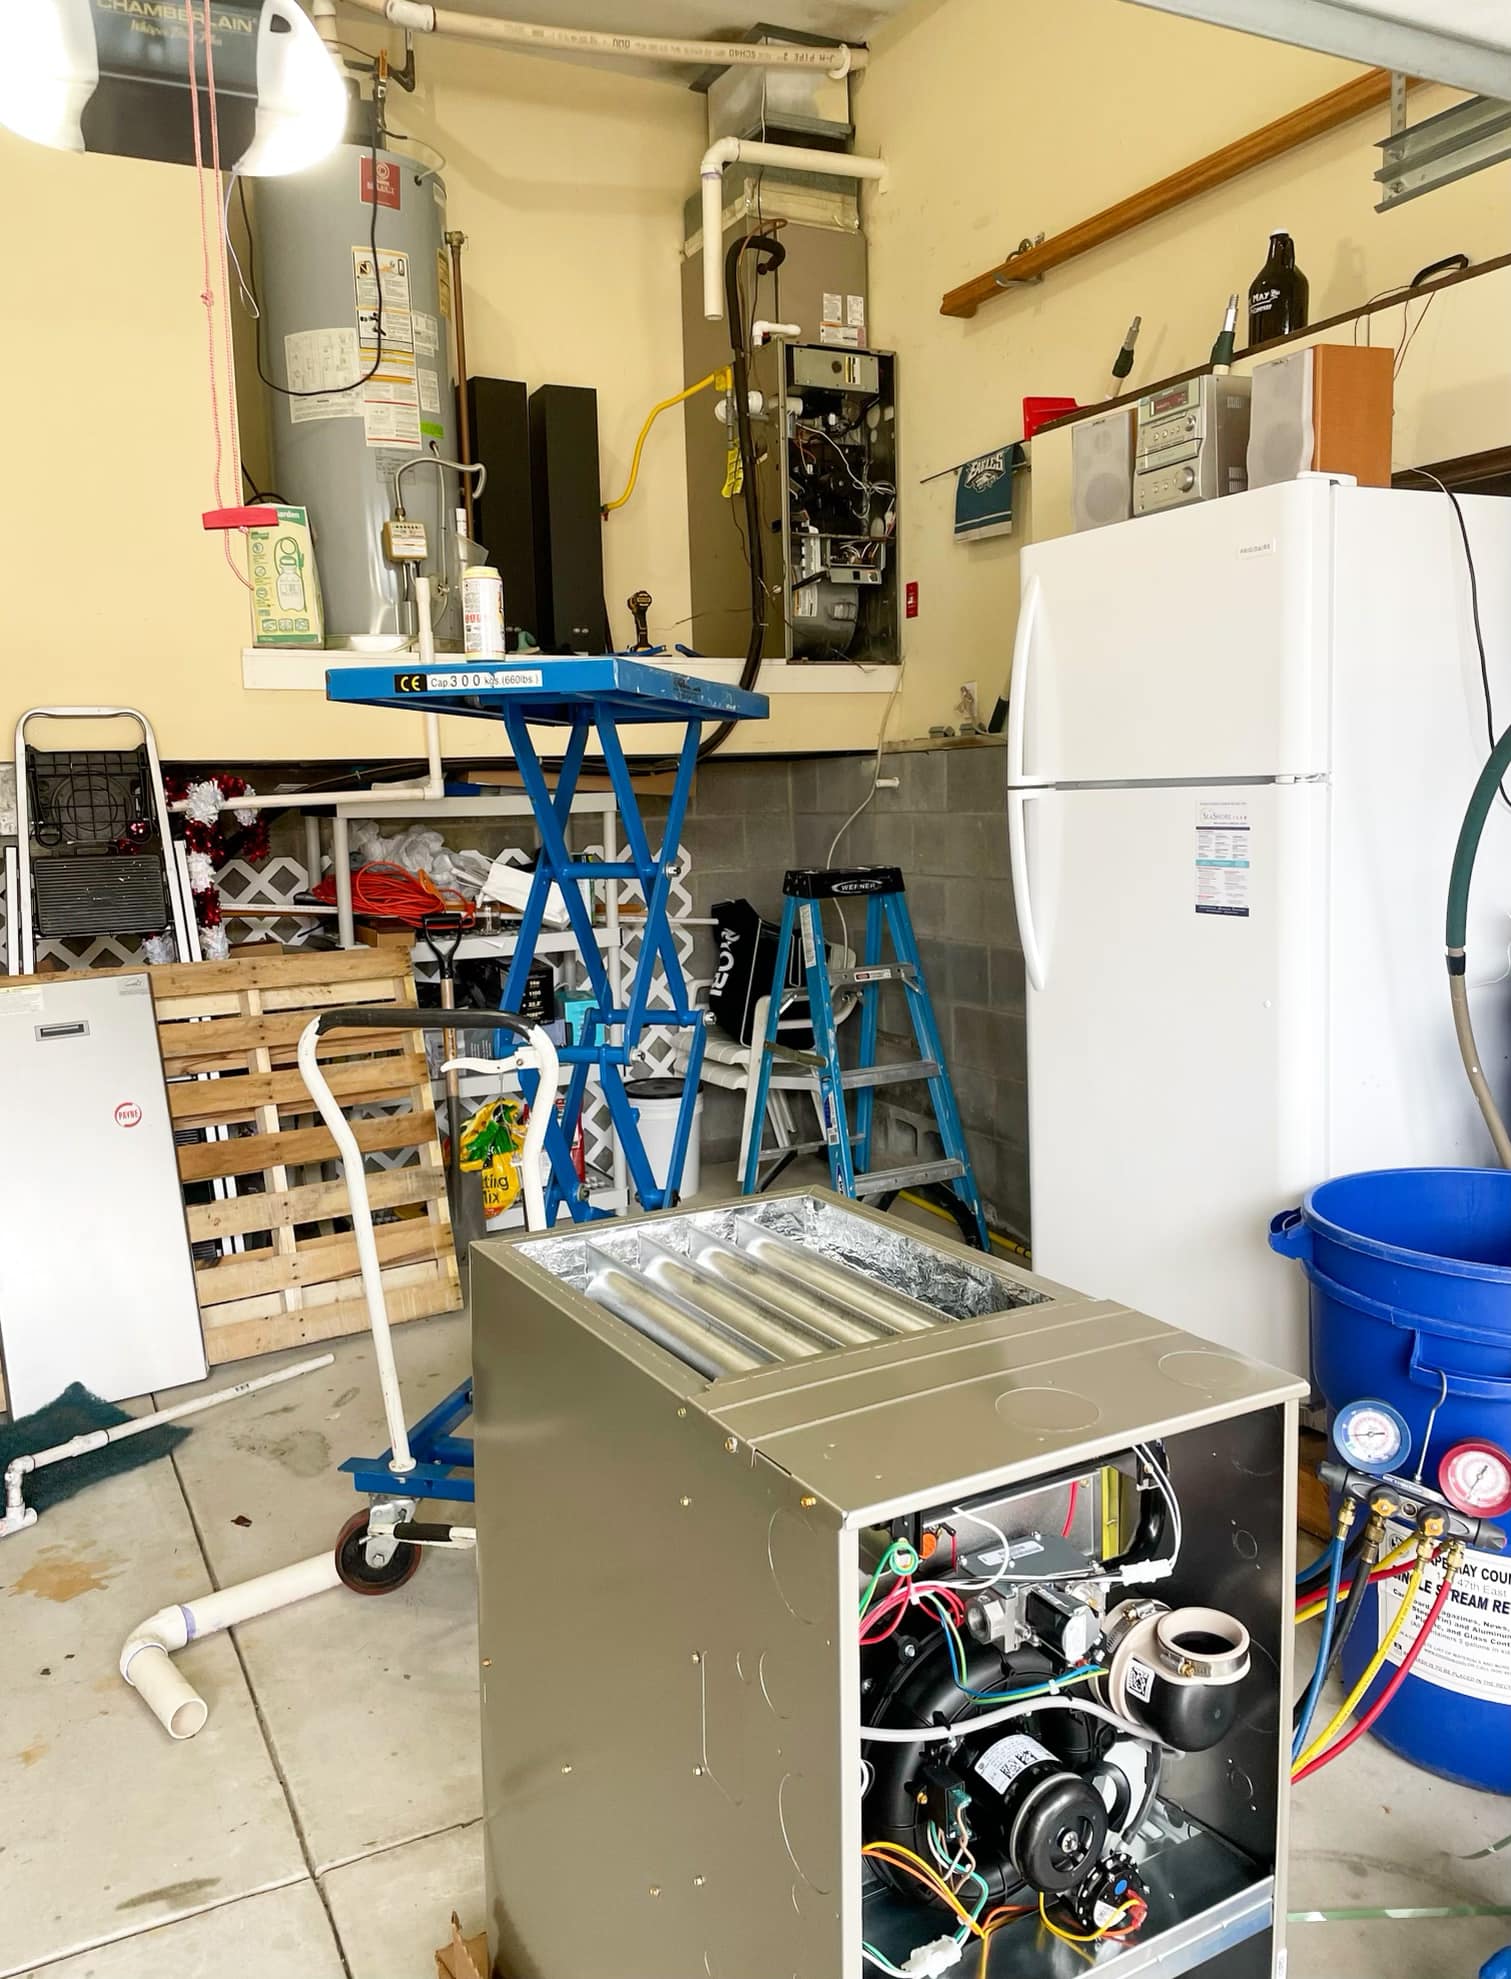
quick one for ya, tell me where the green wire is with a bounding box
[859,1538,918,1618]
[862,1945,907,1975]
[1290,1904,1511,1922]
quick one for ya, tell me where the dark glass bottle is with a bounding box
[1247,231,1309,347]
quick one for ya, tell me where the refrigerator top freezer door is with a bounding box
[1013,479,1334,786]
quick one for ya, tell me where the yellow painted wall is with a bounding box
[854,0,1511,740]
[0,35,719,761]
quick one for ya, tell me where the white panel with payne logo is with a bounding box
[0,974,204,1411]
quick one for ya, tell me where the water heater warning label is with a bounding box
[1195,800,1250,918]
[1376,1528,1511,1706]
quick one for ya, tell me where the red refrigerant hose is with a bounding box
[1292,1555,1461,1783]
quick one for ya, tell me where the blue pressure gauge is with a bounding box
[1332,1397,1411,1477]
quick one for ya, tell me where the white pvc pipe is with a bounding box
[1,1354,334,1539]
[173,576,445,818]
[122,1551,342,1739]
[297,1018,416,1475]
[700,138,886,321]
[342,0,867,73]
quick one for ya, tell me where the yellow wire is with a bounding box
[977,1904,1033,1976]
[861,1843,986,1937]
[1293,1550,1429,1770]
[601,368,731,514]
[1295,1533,1417,1622]
[1037,1892,1135,1944]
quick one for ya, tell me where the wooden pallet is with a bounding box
[0,948,459,1409]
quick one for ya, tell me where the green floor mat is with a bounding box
[0,1383,189,1515]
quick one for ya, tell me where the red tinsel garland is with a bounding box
[158,772,271,957]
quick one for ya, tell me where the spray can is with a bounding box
[462,567,506,657]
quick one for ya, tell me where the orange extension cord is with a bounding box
[310,862,476,929]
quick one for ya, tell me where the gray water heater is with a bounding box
[255,142,462,646]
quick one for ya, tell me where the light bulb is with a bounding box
[0,0,98,153]
[238,0,347,177]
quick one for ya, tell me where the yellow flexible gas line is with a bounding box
[602,369,731,515]
[1293,1544,1430,1771]
[897,1188,1030,1260]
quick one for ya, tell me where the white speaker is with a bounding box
[1071,406,1135,531]
[1247,349,1315,490]
[1247,343,1394,490]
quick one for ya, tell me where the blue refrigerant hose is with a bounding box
[1295,1537,1338,1588]
[1292,1535,1346,1761]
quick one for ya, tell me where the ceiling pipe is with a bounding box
[700,137,886,321]
[338,0,867,73]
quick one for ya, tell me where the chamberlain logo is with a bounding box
[114,1100,144,1129]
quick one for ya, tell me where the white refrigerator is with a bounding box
[1009,478,1511,1377]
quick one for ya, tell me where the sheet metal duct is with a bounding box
[1124,0,1511,100]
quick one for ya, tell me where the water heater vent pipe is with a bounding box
[335,0,867,73]
[699,138,886,320]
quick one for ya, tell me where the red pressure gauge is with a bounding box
[1438,1440,1511,1520]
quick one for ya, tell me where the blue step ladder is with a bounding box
[740,865,990,1250]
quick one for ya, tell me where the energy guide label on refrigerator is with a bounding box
[1376,1524,1511,1705]
[1195,800,1251,918]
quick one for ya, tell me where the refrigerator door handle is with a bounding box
[1009,786,1049,992]
[1006,574,1042,786]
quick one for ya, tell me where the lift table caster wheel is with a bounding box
[335,1509,422,1595]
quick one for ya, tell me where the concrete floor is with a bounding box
[3,1194,1509,1976]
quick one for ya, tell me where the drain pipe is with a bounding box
[2,1355,333,1540]
[339,1,867,74]
[699,139,886,322]
[122,1551,344,1739]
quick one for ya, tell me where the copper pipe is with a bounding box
[446,229,474,539]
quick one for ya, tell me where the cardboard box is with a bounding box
[435,1912,489,1979]
[248,505,325,648]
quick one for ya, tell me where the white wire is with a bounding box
[1134,1443,1183,1569]
[823,663,907,954]
[859,1692,1165,1748]
[221,170,259,319]
[862,1949,908,1976]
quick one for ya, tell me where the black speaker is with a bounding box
[528,383,608,653]
[466,377,540,646]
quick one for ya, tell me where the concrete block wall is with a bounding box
[643,757,798,1170]
[785,743,1027,1240]
[670,742,1028,1237]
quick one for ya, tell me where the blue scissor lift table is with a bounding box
[327,657,768,1510]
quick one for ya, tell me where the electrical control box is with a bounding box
[473,1189,1305,1979]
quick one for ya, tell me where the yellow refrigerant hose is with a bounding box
[602,369,732,515]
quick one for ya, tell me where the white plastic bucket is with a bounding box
[629,1081,702,1200]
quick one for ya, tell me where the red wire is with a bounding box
[1292,1566,1457,1783]
[1294,1548,1439,1612]
[859,1580,915,1644]
[1061,1480,1080,1539]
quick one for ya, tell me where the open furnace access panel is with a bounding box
[473,1191,1303,1979]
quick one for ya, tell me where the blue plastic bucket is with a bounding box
[1270,1168,1511,1794]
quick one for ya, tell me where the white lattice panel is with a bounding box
[3,822,700,1211]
